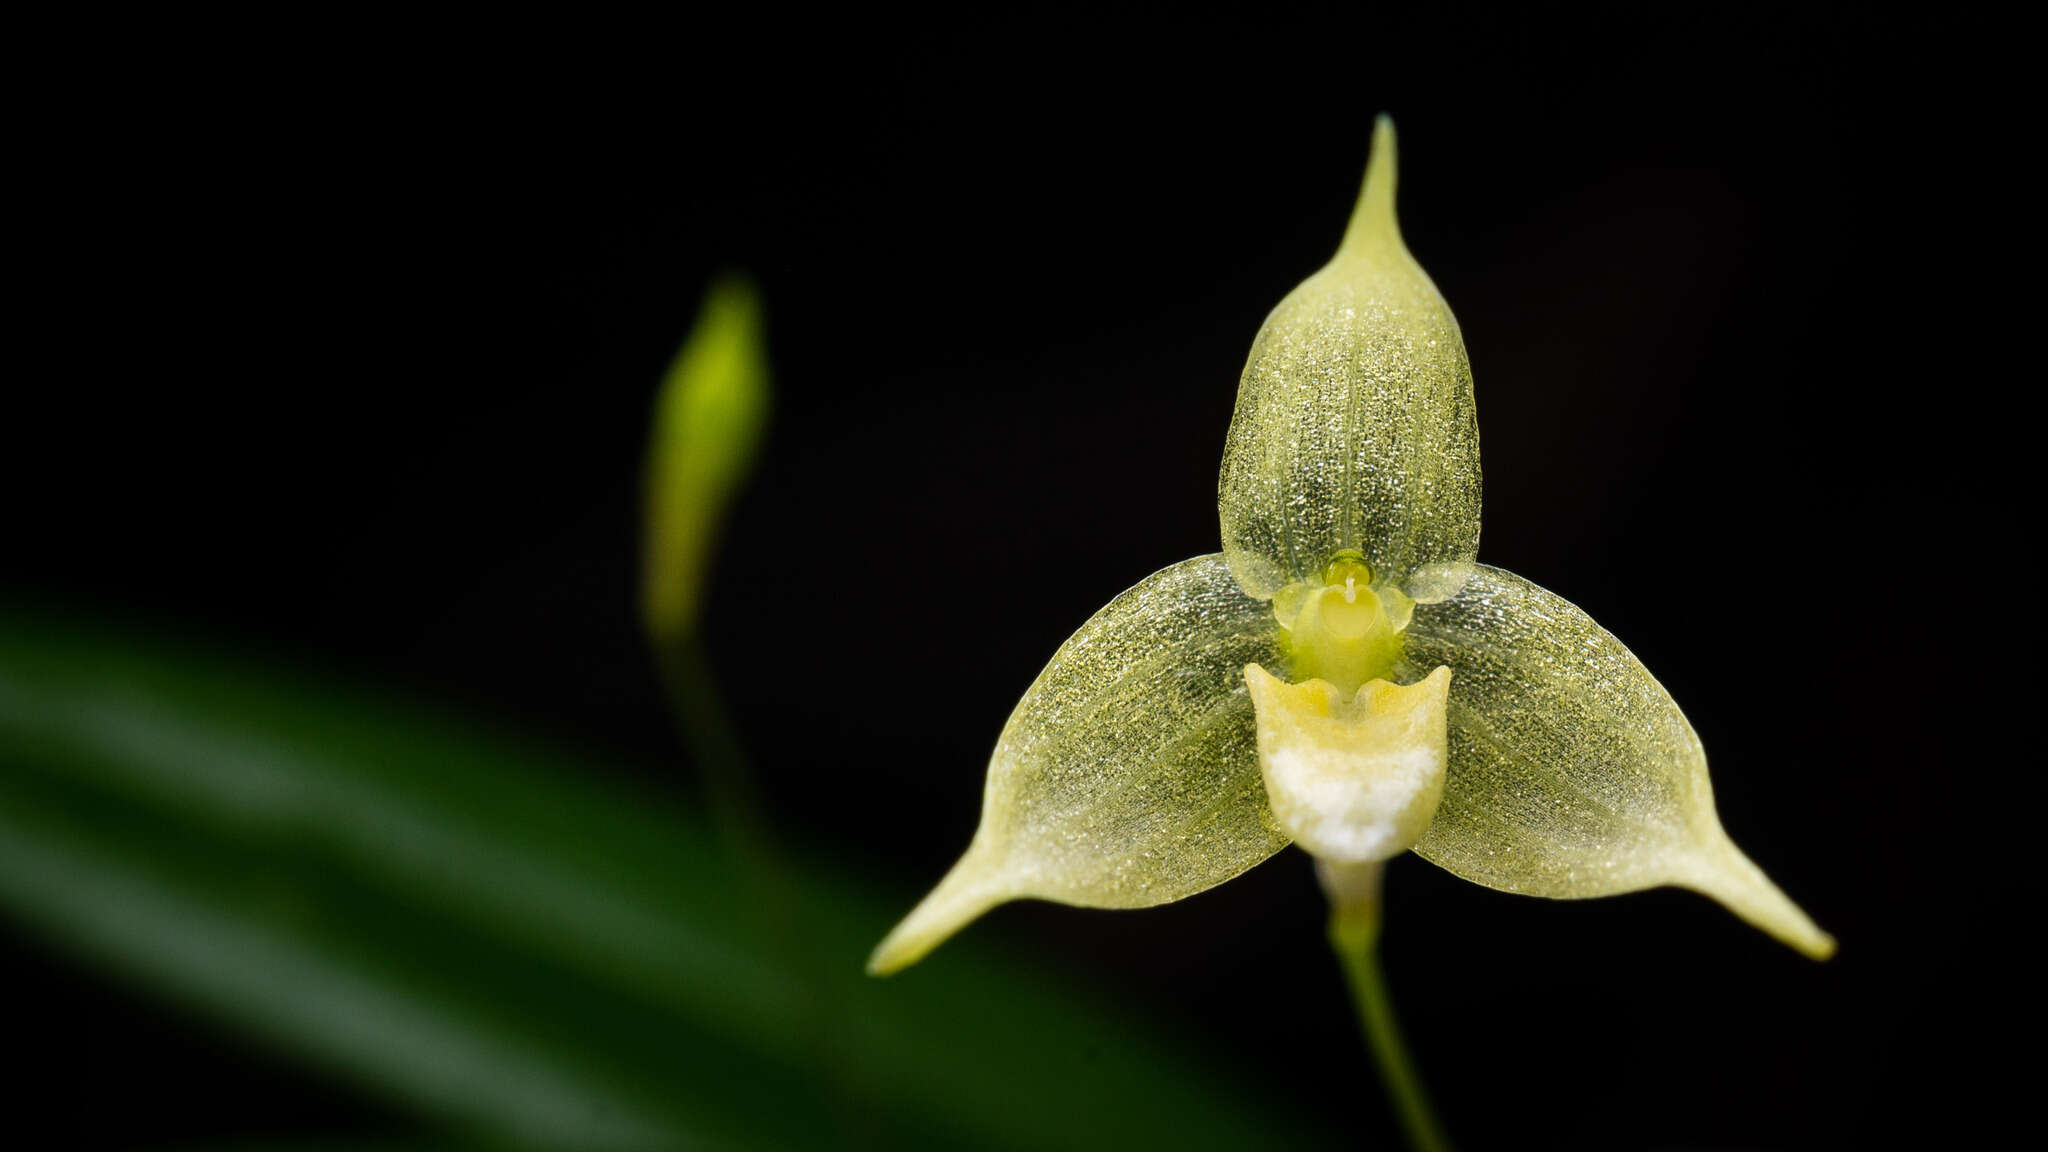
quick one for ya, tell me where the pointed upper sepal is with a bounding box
[1339,115,1402,262]
[1400,565,1835,960]
[868,555,1290,976]
[1217,115,1481,605]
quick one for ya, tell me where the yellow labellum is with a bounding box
[1245,665,1450,865]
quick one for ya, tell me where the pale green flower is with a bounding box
[869,117,1832,978]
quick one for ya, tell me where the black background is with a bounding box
[7,17,1986,1149]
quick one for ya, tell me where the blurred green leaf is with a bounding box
[0,611,1325,1150]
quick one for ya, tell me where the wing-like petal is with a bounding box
[869,554,1288,975]
[1218,117,1481,603]
[1401,565,1835,959]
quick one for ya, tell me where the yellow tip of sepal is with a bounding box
[1338,114,1404,262]
[1676,832,1838,961]
[866,851,1009,976]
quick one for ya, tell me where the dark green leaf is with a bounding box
[0,611,1320,1149]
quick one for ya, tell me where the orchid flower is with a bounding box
[867,118,1833,990]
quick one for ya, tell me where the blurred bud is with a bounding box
[642,277,770,644]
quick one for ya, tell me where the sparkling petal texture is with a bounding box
[868,555,1288,975]
[1401,565,1834,959]
[1217,117,1480,603]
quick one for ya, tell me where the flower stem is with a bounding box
[654,635,870,1136]
[654,638,776,877]
[1318,860,1452,1152]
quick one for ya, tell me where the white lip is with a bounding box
[1245,663,1451,865]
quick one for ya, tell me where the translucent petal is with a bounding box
[1217,116,1481,603]
[869,554,1288,975]
[1400,565,1835,959]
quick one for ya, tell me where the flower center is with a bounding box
[1271,550,1413,693]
